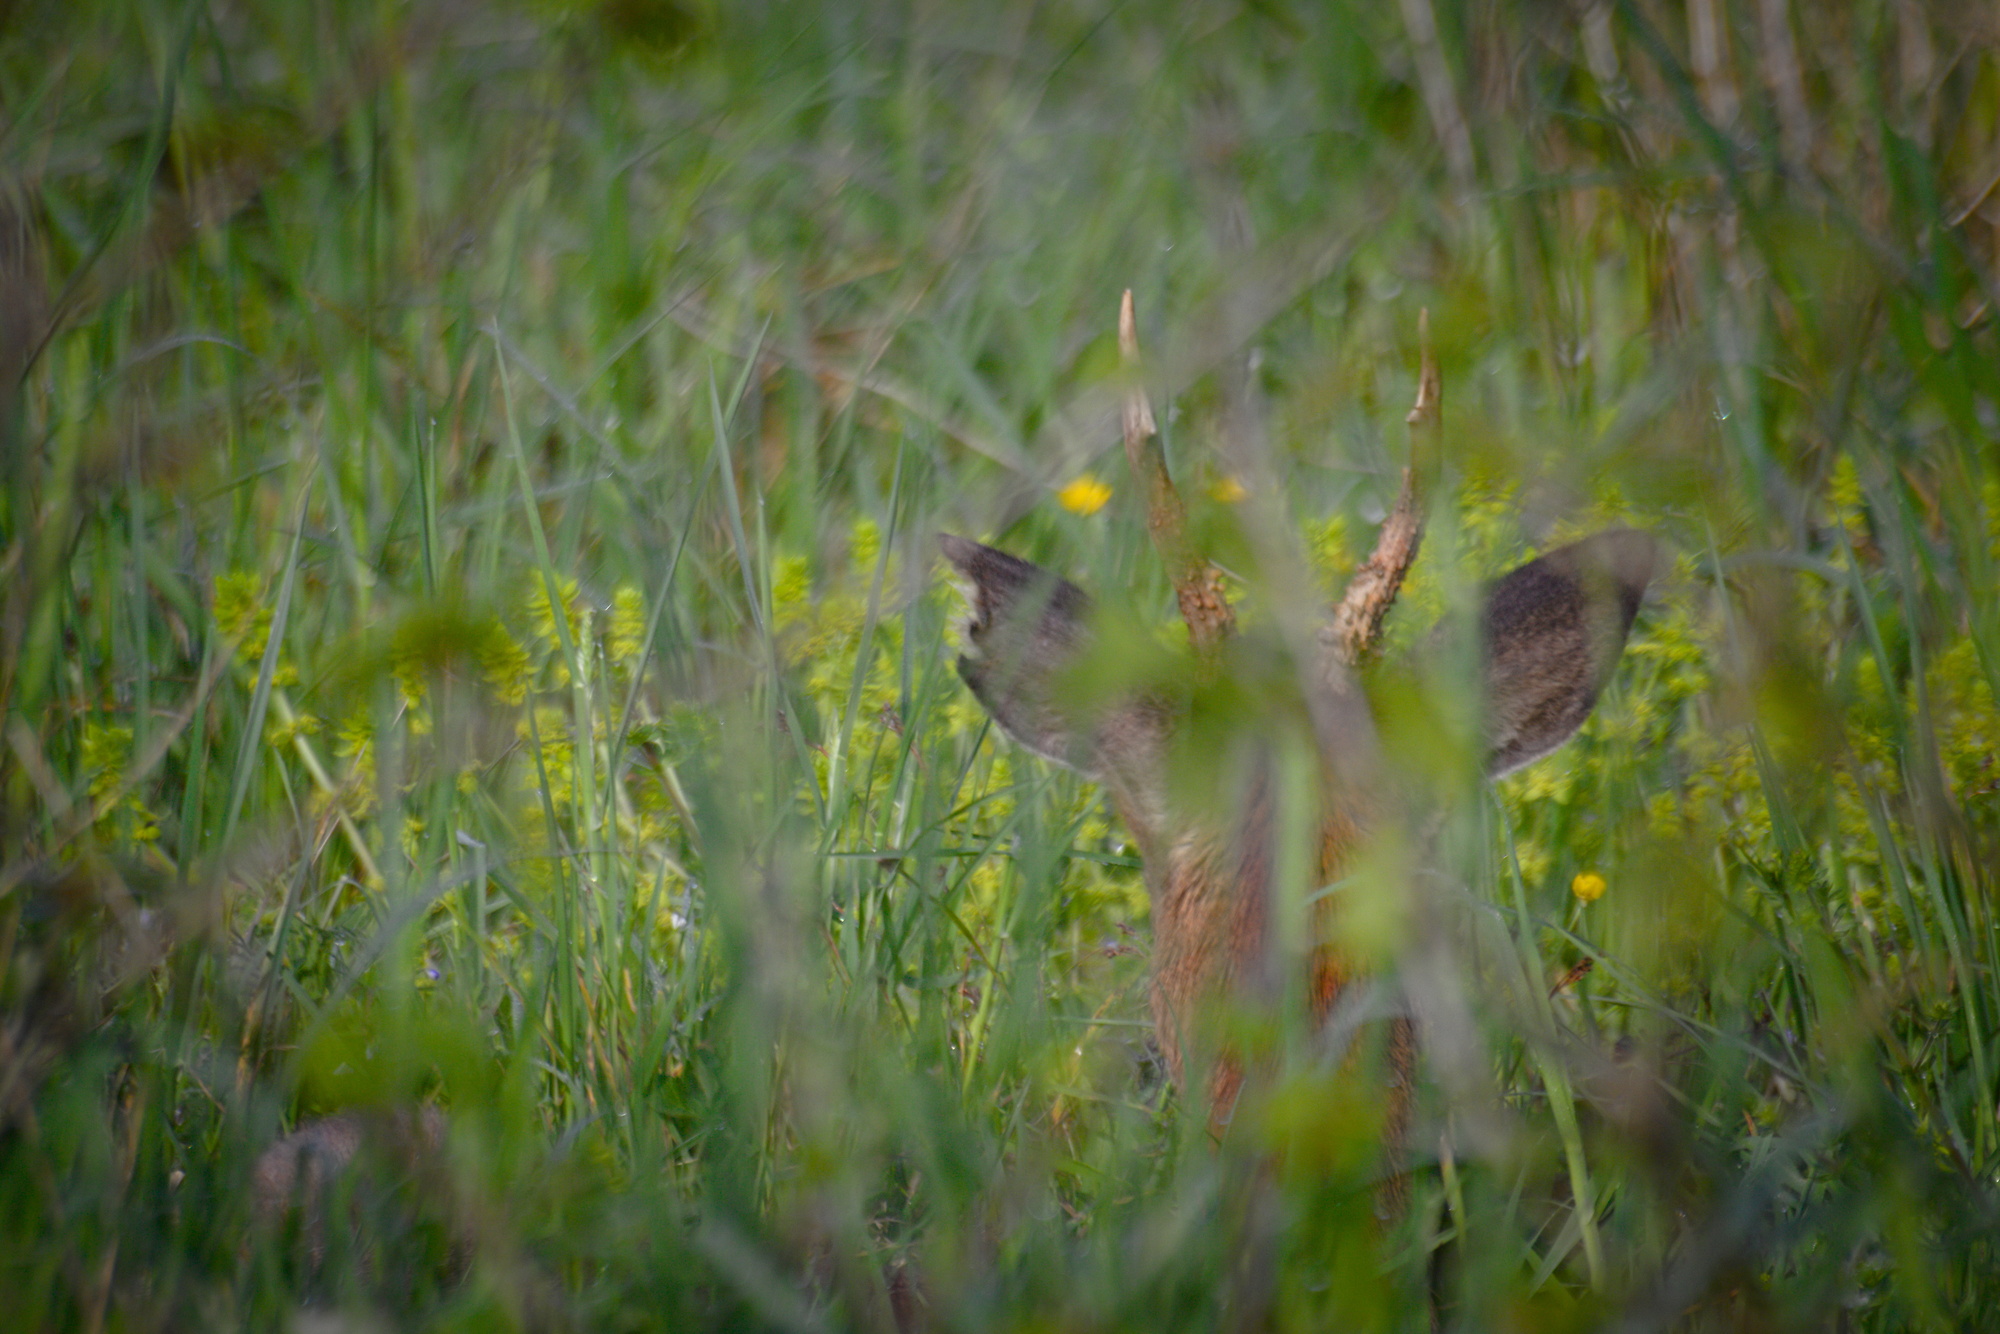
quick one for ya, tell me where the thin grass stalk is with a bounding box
[1499,811,1606,1288]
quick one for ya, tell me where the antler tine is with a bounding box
[1119,290,1234,654]
[1328,308,1438,667]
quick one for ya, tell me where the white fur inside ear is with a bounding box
[942,566,985,658]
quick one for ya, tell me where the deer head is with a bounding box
[940,297,1655,1120]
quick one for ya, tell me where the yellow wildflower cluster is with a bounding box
[1305,513,1352,591]
[213,570,299,685]
[81,722,159,845]
[609,585,648,666]
[519,706,579,809]
[479,621,533,706]
[213,570,271,658]
[333,712,379,815]
[390,644,432,727]
[1828,453,1870,551]
[772,520,910,754]
[527,574,589,685]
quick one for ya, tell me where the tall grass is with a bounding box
[3,0,1997,1327]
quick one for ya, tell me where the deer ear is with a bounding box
[1479,528,1657,777]
[939,535,1101,773]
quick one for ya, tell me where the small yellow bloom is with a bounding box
[1057,473,1112,516]
[1209,474,1248,503]
[1571,871,1607,904]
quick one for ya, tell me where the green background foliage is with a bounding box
[3,0,1998,1327]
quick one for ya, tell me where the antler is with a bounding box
[1117,292,1437,668]
[1119,290,1235,654]
[1327,308,1438,666]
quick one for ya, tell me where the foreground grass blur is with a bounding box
[3,0,1998,1328]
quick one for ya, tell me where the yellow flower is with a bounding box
[1571,871,1607,904]
[1209,474,1248,503]
[771,555,812,631]
[1057,473,1112,516]
[850,516,882,571]
[478,622,532,706]
[609,585,648,664]
[525,574,584,651]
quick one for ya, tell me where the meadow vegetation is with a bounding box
[3,0,1999,1328]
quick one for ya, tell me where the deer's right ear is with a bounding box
[939,535,1100,773]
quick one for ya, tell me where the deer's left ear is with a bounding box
[940,535,1102,774]
[1479,528,1657,777]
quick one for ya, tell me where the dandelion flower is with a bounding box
[1057,473,1112,516]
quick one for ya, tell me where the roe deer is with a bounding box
[940,296,1655,1129]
